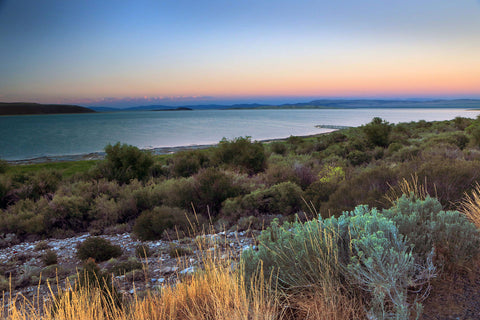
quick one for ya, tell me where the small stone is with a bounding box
[180,266,195,275]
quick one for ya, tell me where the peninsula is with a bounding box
[0,102,95,115]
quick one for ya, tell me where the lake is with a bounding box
[1,108,479,161]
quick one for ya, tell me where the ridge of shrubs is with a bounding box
[1,117,480,244]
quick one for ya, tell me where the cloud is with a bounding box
[69,96,216,108]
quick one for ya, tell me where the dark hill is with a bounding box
[0,102,95,115]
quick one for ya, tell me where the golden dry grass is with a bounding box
[1,226,363,320]
[460,182,480,230]
[1,252,279,320]
[384,173,433,206]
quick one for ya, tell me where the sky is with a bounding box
[0,0,480,107]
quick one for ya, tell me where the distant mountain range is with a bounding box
[0,102,95,115]
[89,99,480,112]
[2,99,480,115]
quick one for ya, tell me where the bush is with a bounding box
[1,198,48,236]
[76,237,122,262]
[193,168,244,215]
[413,159,480,207]
[214,137,266,174]
[109,257,143,276]
[45,194,90,232]
[135,244,153,258]
[324,166,397,214]
[346,150,370,166]
[88,195,121,231]
[42,250,58,266]
[98,143,154,183]
[19,170,62,200]
[170,149,210,177]
[168,244,193,258]
[155,177,196,210]
[303,180,338,213]
[34,241,51,251]
[0,159,8,174]
[383,195,480,271]
[466,117,480,146]
[269,141,287,155]
[362,117,392,147]
[222,181,303,218]
[454,116,472,130]
[243,205,429,319]
[133,206,192,241]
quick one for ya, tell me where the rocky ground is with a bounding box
[0,230,258,306]
[2,231,480,319]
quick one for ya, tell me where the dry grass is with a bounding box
[460,182,480,230]
[1,249,279,320]
[0,252,363,320]
[384,173,433,206]
[285,286,364,320]
[1,223,363,320]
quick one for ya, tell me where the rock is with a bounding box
[159,266,178,274]
[180,266,195,275]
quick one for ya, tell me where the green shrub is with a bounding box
[156,177,196,210]
[135,244,153,258]
[383,195,480,271]
[243,205,428,319]
[88,195,120,231]
[453,116,472,130]
[362,117,392,147]
[214,137,266,174]
[263,158,317,189]
[45,194,90,232]
[387,142,404,155]
[1,198,48,236]
[42,250,58,266]
[0,159,8,174]
[193,168,244,215]
[269,141,287,155]
[34,241,51,251]
[98,143,154,183]
[19,170,62,200]
[303,180,338,213]
[109,257,143,275]
[168,243,193,258]
[346,150,370,166]
[413,159,480,207]
[324,166,397,214]
[466,117,480,146]
[170,149,210,177]
[76,237,122,262]
[0,275,9,292]
[222,181,303,218]
[133,206,192,241]
[0,175,12,208]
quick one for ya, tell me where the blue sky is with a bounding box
[1,0,479,107]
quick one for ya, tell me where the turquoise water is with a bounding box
[1,108,479,161]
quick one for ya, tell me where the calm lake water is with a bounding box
[1,108,479,161]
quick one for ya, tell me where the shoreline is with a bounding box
[6,127,341,165]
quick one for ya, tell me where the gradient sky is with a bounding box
[1,0,480,107]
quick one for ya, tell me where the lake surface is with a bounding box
[1,108,479,161]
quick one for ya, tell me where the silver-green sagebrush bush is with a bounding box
[242,204,436,319]
[383,195,480,272]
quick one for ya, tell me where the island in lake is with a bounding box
[0,102,95,115]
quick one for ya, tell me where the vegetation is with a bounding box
[2,118,480,240]
[76,237,123,262]
[2,116,480,319]
[96,142,154,183]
